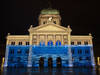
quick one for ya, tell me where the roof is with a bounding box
[40,8,60,15]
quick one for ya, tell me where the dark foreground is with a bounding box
[0,67,100,75]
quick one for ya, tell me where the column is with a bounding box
[68,46,73,67]
[67,33,73,67]
[27,46,32,67]
[4,46,9,67]
[90,46,95,67]
[37,35,39,45]
[53,34,56,46]
[30,34,33,45]
[45,34,47,46]
[61,35,63,45]
[81,40,84,45]
[74,41,77,45]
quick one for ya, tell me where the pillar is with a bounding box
[27,46,32,67]
[29,34,33,45]
[53,35,56,46]
[61,35,63,45]
[67,32,73,67]
[4,46,9,67]
[90,46,95,67]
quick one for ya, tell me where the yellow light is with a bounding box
[97,57,100,66]
[1,57,5,68]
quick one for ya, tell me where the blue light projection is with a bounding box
[4,45,95,67]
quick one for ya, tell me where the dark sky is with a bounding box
[1,0,100,56]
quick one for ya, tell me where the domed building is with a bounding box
[4,9,95,68]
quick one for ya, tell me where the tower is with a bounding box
[39,9,61,25]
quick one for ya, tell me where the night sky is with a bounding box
[1,0,100,57]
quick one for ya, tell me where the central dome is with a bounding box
[41,8,60,15]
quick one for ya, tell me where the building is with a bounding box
[4,9,95,67]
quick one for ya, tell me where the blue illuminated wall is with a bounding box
[4,45,95,67]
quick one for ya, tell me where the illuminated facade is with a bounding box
[4,9,95,67]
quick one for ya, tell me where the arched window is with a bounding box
[84,41,88,45]
[71,41,74,45]
[11,42,15,45]
[56,40,61,46]
[77,41,81,45]
[19,42,22,45]
[39,41,45,46]
[47,40,53,46]
[26,42,29,45]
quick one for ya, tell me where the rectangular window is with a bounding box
[78,49,82,54]
[64,39,67,45]
[8,57,13,62]
[79,57,82,61]
[17,49,22,54]
[33,38,37,45]
[86,57,91,61]
[10,49,14,54]
[25,49,29,54]
[85,50,89,54]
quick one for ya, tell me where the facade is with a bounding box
[4,9,95,68]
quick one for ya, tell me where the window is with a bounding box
[25,49,29,54]
[71,42,74,45]
[72,57,74,61]
[39,41,45,46]
[53,21,56,24]
[79,57,82,61]
[84,41,88,45]
[64,39,67,45]
[86,57,91,61]
[17,57,21,62]
[71,49,74,54]
[19,42,22,45]
[48,40,53,46]
[43,21,46,24]
[10,49,14,54]
[17,49,21,54]
[85,50,89,54]
[78,49,82,54]
[26,42,29,45]
[8,57,13,62]
[33,38,37,45]
[56,40,61,46]
[11,42,15,45]
[77,42,81,45]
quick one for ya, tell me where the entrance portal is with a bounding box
[48,57,53,68]
[39,57,44,68]
[56,57,62,68]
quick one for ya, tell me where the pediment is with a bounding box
[30,24,68,32]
